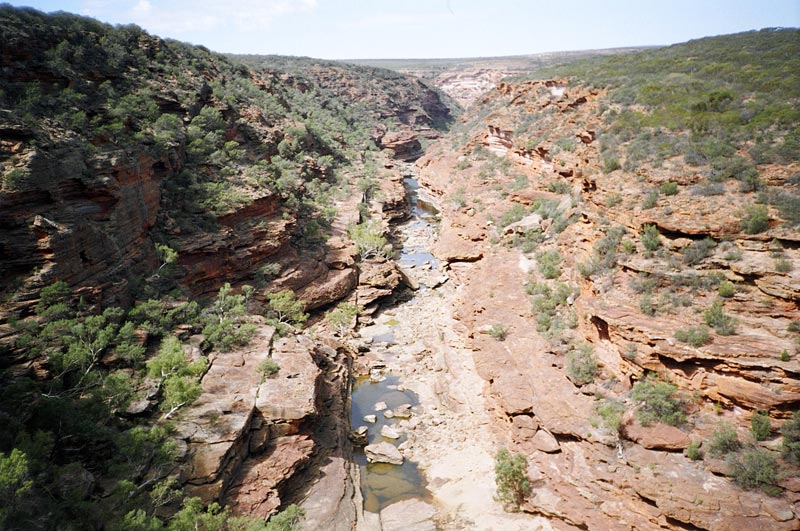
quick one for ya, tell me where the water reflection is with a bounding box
[350,374,431,512]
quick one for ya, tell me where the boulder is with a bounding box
[623,419,690,450]
[364,442,404,465]
[381,425,401,439]
[392,404,413,418]
[531,429,561,453]
[348,426,369,446]
[357,259,404,307]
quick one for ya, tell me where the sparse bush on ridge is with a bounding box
[675,326,712,347]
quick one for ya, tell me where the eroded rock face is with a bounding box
[175,325,355,529]
[0,144,169,313]
[417,76,800,531]
[378,130,423,162]
[357,259,406,308]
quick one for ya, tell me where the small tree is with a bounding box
[326,302,359,337]
[202,283,256,351]
[751,411,771,441]
[0,449,32,528]
[729,449,780,496]
[146,336,207,420]
[348,221,393,259]
[782,411,800,463]
[265,290,308,336]
[597,397,626,457]
[156,243,178,272]
[494,449,531,512]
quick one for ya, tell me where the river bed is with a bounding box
[350,174,440,515]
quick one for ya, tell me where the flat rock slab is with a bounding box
[379,499,436,531]
[255,335,320,420]
[623,419,690,450]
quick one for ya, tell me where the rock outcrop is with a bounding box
[417,74,800,531]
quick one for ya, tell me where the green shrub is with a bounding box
[606,193,622,207]
[631,376,685,426]
[660,182,678,196]
[751,411,771,441]
[740,204,769,234]
[255,262,282,285]
[603,156,621,173]
[621,239,636,254]
[265,504,306,531]
[729,449,780,496]
[682,237,716,265]
[489,324,509,341]
[686,441,703,461]
[494,449,531,512]
[537,249,562,279]
[781,350,791,362]
[546,180,571,194]
[258,359,280,379]
[775,258,792,273]
[597,398,626,436]
[782,411,800,463]
[2,168,28,190]
[704,300,736,335]
[566,344,598,386]
[639,294,656,316]
[674,326,712,347]
[499,203,528,228]
[717,280,736,298]
[349,221,393,259]
[707,423,741,457]
[642,189,659,209]
[641,224,661,251]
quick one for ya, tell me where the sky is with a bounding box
[7,0,800,59]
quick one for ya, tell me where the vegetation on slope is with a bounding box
[0,5,452,530]
[428,28,799,507]
[534,29,800,223]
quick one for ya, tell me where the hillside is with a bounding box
[0,5,799,531]
[417,27,800,530]
[347,47,652,107]
[0,6,451,530]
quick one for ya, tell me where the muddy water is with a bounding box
[350,374,429,512]
[350,175,440,513]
